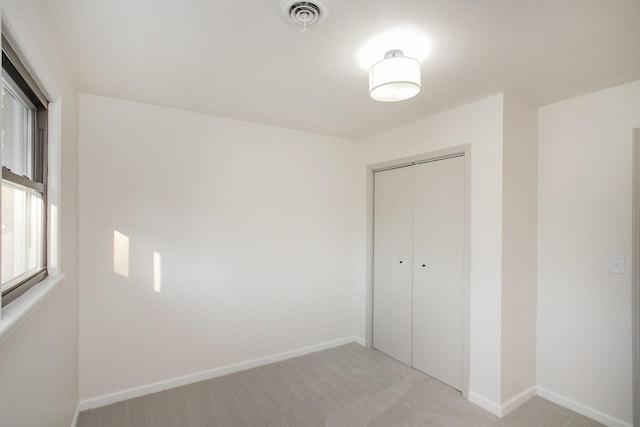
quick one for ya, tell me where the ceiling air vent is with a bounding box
[279,0,330,30]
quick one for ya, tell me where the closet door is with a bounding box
[411,156,465,391]
[373,166,413,365]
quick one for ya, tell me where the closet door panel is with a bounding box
[412,156,465,391]
[373,167,413,365]
[411,162,439,376]
[434,156,465,391]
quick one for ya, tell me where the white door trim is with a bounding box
[633,128,640,427]
[365,144,472,397]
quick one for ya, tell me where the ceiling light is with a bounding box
[369,50,421,102]
[357,26,432,71]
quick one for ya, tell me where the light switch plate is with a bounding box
[609,254,625,274]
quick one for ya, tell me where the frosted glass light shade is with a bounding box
[369,52,421,102]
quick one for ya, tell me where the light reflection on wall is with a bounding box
[113,230,130,277]
[153,251,162,293]
[50,204,58,271]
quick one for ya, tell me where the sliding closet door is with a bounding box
[373,166,413,365]
[411,156,465,391]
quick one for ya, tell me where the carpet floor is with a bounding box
[78,343,603,427]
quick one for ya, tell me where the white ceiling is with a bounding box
[42,0,640,139]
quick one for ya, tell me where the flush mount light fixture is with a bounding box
[357,26,432,70]
[369,49,421,102]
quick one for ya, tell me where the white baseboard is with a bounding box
[353,336,366,346]
[537,386,632,427]
[468,391,502,417]
[70,403,79,427]
[79,335,361,411]
[501,386,536,416]
[468,386,535,418]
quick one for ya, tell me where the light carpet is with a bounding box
[79,343,602,427]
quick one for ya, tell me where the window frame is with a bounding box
[0,35,48,307]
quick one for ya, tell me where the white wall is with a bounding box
[357,94,505,409]
[538,80,640,426]
[501,95,537,405]
[0,1,79,426]
[78,94,361,400]
[0,2,632,422]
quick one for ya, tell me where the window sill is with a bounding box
[0,274,65,341]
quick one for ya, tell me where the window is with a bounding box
[1,36,48,307]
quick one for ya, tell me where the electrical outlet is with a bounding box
[609,254,625,274]
[262,323,271,338]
